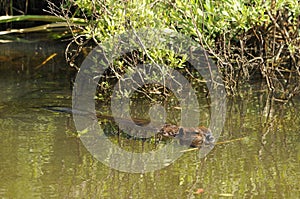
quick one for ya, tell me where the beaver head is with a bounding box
[178,126,214,148]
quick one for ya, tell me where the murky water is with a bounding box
[0,39,299,198]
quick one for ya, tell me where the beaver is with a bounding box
[158,124,215,148]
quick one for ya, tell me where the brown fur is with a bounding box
[158,125,213,148]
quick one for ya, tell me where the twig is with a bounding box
[35,53,57,69]
[180,137,247,152]
[215,137,247,145]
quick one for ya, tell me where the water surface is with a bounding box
[0,39,299,198]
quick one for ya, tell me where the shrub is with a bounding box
[53,0,300,100]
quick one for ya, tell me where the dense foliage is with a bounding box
[53,0,300,100]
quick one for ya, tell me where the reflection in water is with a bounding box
[0,39,299,198]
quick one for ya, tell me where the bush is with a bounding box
[54,0,300,100]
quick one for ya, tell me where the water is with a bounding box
[0,38,299,198]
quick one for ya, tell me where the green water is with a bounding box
[0,39,299,198]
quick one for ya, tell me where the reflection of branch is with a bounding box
[187,158,206,198]
[258,95,276,159]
